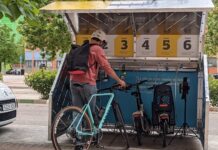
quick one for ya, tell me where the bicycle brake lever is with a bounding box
[147,85,155,90]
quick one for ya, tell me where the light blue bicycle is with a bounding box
[52,84,129,150]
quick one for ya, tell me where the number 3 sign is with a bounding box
[114,35,134,57]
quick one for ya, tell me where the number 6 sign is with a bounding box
[177,35,199,57]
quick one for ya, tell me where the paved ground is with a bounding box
[2,75,41,100]
[0,75,217,150]
[0,103,217,150]
[208,112,218,150]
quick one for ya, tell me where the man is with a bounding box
[69,29,126,124]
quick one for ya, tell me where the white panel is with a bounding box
[136,35,158,57]
[177,35,199,57]
[104,35,115,56]
[108,0,214,11]
[41,0,214,13]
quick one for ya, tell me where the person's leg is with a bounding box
[69,81,85,140]
[70,80,84,108]
[82,84,97,113]
[82,84,98,125]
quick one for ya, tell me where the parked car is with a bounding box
[6,69,21,75]
[39,63,47,69]
[213,74,218,79]
[0,82,17,127]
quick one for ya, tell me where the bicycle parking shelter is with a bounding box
[41,0,213,149]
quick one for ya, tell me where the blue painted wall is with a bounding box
[97,70,198,127]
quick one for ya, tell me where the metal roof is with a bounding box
[40,0,214,13]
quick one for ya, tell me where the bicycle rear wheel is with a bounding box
[162,120,168,147]
[134,117,142,146]
[52,106,93,150]
[112,101,130,149]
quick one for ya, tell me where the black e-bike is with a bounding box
[126,80,151,146]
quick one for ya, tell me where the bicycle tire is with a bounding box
[143,112,151,134]
[134,117,142,146]
[162,120,167,147]
[112,101,130,149]
[52,106,92,150]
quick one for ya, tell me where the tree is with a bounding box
[0,0,39,21]
[0,25,20,72]
[18,13,72,60]
[17,0,72,60]
[209,76,218,106]
[205,0,218,56]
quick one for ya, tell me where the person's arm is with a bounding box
[105,68,126,87]
[94,46,126,87]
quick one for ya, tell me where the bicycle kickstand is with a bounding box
[96,144,104,149]
[94,132,104,149]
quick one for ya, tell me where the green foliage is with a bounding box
[0,25,21,72]
[0,0,39,21]
[205,0,218,56]
[17,0,72,60]
[25,70,57,99]
[209,76,218,106]
[0,73,2,81]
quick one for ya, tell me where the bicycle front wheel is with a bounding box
[52,106,93,150]
[112,101,130,149]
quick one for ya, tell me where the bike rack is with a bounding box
[41,1,213,149]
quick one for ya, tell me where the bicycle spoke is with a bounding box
[52,106,92,150]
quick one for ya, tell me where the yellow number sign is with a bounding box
[156,35,180,57]
[114,35,134,57]
[76,35,91,45]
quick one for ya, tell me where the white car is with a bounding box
[0,82,17,127]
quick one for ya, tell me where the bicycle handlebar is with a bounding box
[98,79,148,92]
[98,84,121,92]
[126,79,148,90]
[147,81,170,90]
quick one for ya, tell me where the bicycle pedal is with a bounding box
[96,144,104,149]
[91,140,97,145]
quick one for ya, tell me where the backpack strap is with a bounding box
[88,44,99,69]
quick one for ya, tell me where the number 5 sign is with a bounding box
[156,35,180,57]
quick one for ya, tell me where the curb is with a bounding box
[209,107,218,112]
[17,99,48,104]
[9,86,30,89]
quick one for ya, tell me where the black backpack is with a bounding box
[67,41,96,75]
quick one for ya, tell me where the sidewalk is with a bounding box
[2,75,47,104]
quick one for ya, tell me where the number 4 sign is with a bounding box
[136,35,157,57]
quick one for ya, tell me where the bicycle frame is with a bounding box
[70,93,114,137]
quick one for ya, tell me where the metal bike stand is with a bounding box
[168,77,199,145]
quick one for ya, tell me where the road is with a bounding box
[0,104,52,150]
[0,103,217,150]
